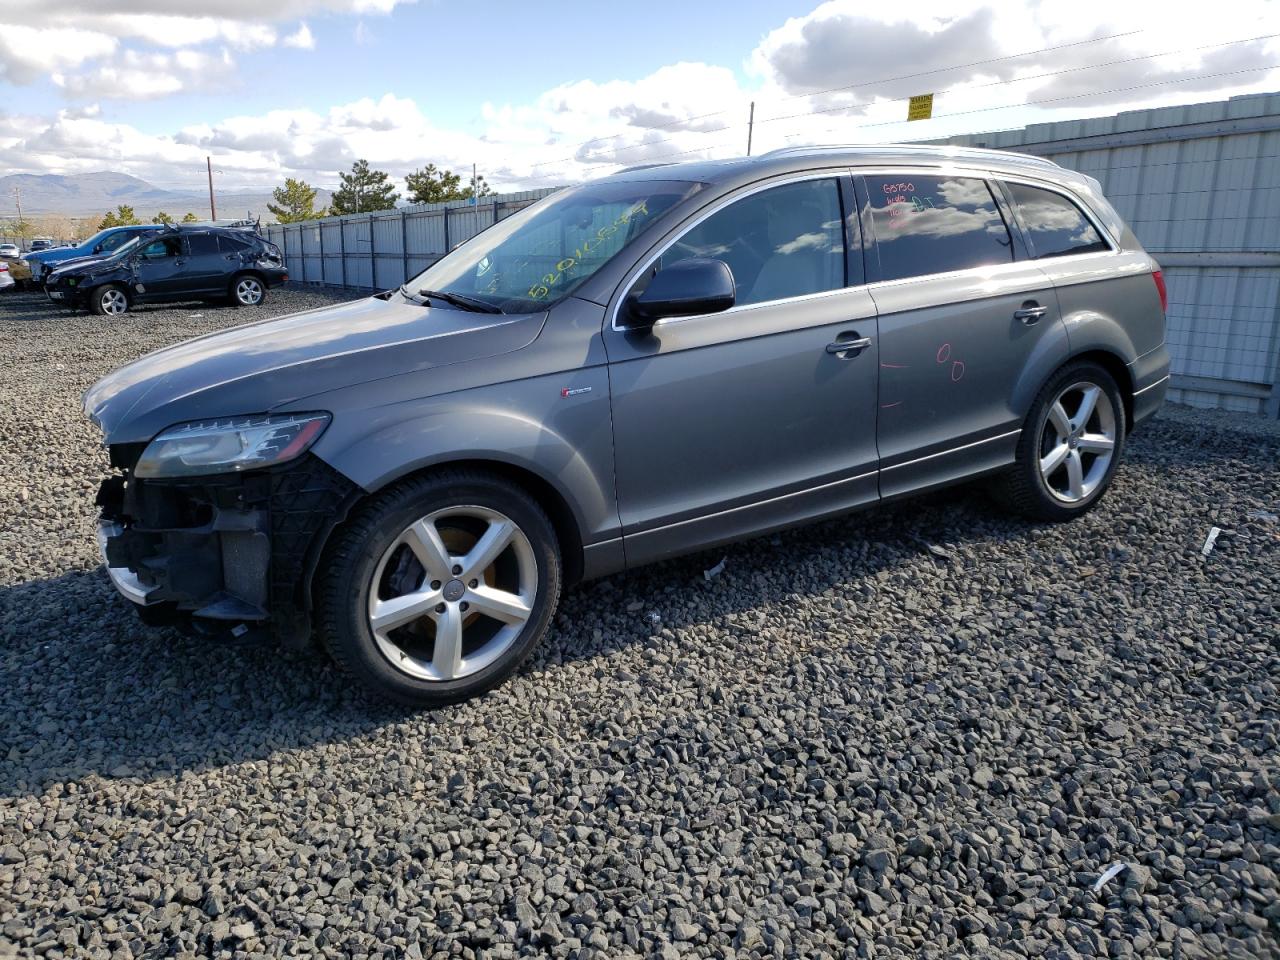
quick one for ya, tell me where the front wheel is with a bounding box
[999,360,1126,521]
[90,284,130,316]
[317,470,562,707]
[230,274,266,307]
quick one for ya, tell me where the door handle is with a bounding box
[1014,301,1047,325]
[826,336,872,357]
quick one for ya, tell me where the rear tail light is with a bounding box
[1152,269,1168,314]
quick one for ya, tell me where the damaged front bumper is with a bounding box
[95,452,360,645]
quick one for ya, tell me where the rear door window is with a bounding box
[186,233,219,256]
[1004,182,1109,259]
[865,174,1013,281]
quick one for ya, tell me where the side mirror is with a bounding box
[622,257,735,329]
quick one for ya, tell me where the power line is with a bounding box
[606,61,1280,170]
[529,28,1147,169]
[548,32,1280,172]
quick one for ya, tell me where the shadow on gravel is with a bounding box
[0,415,1273,799]
[0,484,1018,799]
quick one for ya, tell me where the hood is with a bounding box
[84,294,547,444]
[47,252,124,279]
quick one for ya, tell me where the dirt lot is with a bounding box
[1,286,1277,959]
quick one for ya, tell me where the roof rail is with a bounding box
[615,161,675,174]
[759,143,1060,170]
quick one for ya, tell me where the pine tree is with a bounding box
[330,159,399,214]
[268,178,325,222]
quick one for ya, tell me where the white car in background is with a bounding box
[0,243,19,258]
[0,261,14,290]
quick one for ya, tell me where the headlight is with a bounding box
[134,412,331,478]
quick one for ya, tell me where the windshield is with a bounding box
[405,179,705,313]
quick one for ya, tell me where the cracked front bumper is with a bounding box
[95,453,360,644]
[97,520,153,605]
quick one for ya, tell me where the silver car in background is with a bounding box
[85,144,1169,706]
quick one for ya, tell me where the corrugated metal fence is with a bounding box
[262,189,558,292]
[936,92,1280,416]
[267,92,1280,415]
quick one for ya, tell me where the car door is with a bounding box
[181,232,225,293]
[860,171,1069,498]
[603,173,880,567]
[133,235,186,298]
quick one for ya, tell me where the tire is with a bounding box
[999,360,1126,521]
[230,273,267,308]
[317,469,562,707]
[90,284,130,316]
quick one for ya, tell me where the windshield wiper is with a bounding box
[414,288,502,314]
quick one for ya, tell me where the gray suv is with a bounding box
[85,145,1169,706]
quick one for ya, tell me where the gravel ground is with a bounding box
[1,286,1277,959]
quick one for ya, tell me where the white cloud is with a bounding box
[0,26,117,84]
[52,48,236,100]
[3,0,1279,200]
[3,0,408,96]
[283,22,316,49]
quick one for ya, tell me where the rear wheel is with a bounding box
[1000,360,1125,521]
[230,273,266,307]
[317,470,562,707]
[90,284,129,316]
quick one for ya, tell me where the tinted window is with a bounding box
[656,178,845,307]
[219,234,252,253]
[866,175,1012,281]
[187,233,219,256]
[139,237,182,259]
[1006,182,1108,259]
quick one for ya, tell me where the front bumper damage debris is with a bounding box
[96,452,359,647]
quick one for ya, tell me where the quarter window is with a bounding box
[655,178,845,308]
[219,234,253,253]
[1005,182,1108,259]
[865,174,1013,282]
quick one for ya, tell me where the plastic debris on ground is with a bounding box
[1201,526,1223,557]
[703,557,727,582]
[1092,863,1128,893]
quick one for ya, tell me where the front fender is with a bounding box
[308,366,618,547]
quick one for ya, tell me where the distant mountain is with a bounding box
[0,171,332,222]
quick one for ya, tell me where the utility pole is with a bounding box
[11,187,22,249]
[206,157,217,221]
[472,163,477,204]
[747,101,755,156]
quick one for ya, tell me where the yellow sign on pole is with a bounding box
[907,94,934,122]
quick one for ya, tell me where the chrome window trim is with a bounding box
[995,173,1120,254]
[855,165,1119,283]
[608,169,855,332]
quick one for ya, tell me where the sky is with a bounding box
[1,0,1279,197]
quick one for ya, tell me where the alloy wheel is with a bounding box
[236,278,263,305]
[100,289,128,314]
[1037,380,1117,503]
[367,506,537,682]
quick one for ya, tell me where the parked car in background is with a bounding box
[47,225,287,314]
[24,225,165,284]
[29,238,55,252]
[0,261,13,291]
[0,243,19,258]
[1,254,32,289]
[85,144,1168,706]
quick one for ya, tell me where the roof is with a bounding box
[607,142,1088,192]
